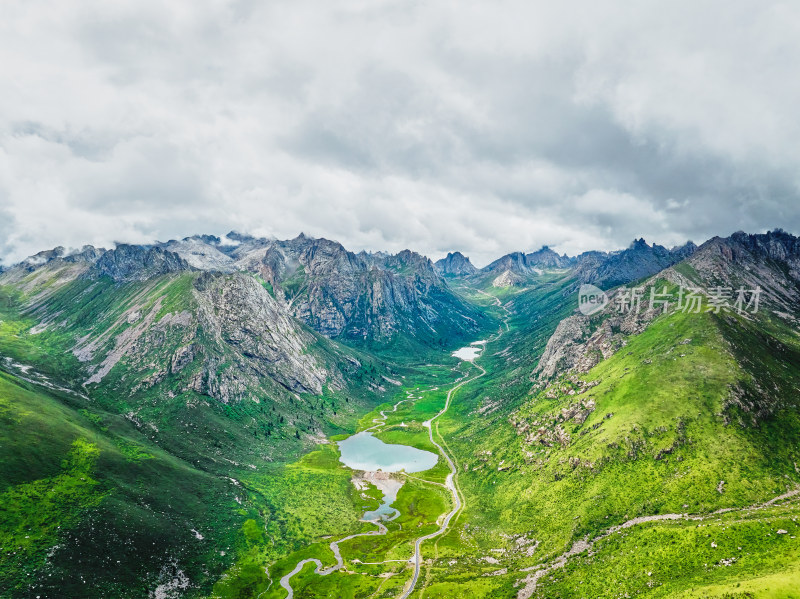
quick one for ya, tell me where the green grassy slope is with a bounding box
[0,370,244,598]
[422,277,800,597]
[0,265,401,597]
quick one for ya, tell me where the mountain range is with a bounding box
[2,229,800,598]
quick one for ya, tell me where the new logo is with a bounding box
[578,284,608,316]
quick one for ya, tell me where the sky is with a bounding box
[1,0,799,268]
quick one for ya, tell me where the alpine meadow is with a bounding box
[2,230,800,598]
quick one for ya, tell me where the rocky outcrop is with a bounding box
[160,236,236,272]
[434,251,478,276]
[492,270,526,288]
[533,286,664,382]
[192,273,331,395]
[93,245,193,282]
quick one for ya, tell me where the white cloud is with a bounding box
[1,0,799,265]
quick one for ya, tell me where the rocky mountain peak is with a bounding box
[577,238,692,289]
[671,240,698,260]
[63,245,106,264]
[225,230,256,243]
[93,244,194,282]
[725,229,800,263]
[677,229,800,312]
[525,246,573,268]
[434,251,478,276]
[483,251,529,276]
[389,249,435,271]
[160,237,236,272]
[482,246,572,278]
[22,246,65,268]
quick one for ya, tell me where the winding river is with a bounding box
[277,395,441,598]
[278,312,507,598]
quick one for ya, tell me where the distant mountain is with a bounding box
[6,233,490,349]
[575,237,696,288]
[249,235,489,346]
[525,246,573,269]
[93,244,194,282]
[434,251,478,276]
[482,251,531,276]
[481,246,572,281]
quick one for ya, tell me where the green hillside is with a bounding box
[420,276,800,597]
[0,266,397,597]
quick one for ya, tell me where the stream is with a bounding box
[278,337,497,599]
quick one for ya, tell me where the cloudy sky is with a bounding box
[1,0,799,267]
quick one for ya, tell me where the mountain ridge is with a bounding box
[3,227,800,598]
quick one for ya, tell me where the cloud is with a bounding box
[1,0,799,266]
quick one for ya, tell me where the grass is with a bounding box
[539,498,800,598]
[0,437,105,594]
[408,274,800,597]
[3,261,800,598]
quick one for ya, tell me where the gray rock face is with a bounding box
[160,237,236,272]
[571,251,611,281]
[492,270,526,288]
[69,270,335,400]
[533,293,659,381]
[192,273,331,395]
[434,251,478,276]
[577,238,696,289]
[247,235,487,345]
[63,245,106,264]
[672,229,800,312]
[21,246,66,270]
[483,251,532,276]
[93,245,194,282]
[525,246,573,269]
[20,245,106,270]
[670,241,698,261]
[482,246,572,279]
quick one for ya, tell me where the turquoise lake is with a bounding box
[337,432,438,473]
